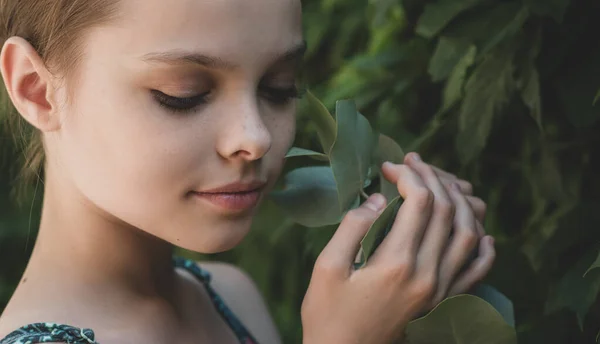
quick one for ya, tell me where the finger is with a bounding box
[440,185,485,223]
[404,153,473,195]
[435,183,479,300]
[373,163,433,263]
[318,193,387,276]
[439,176,474,196]
[405,156,456,274]
[475,220,485,237]
[466,196,486,223]
[404,153,455,178]
[447,236,496,296]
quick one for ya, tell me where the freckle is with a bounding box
[177,239,180,242]
[22,277,27,284]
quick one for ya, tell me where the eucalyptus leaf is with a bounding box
[471,284,516,327]
[374,134,405,201]
[406,295,518,344]
[285,147,329,161]
[270,166,355,228]
[358,196,401,266]
[594,89,600,106]
[329,100,378,212]
[303,90,337,153]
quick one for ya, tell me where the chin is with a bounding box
[172,219,253,254]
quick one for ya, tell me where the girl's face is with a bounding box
[46,0,303,252]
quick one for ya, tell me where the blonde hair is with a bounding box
[0,0,119,186]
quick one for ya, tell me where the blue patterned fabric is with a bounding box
[0,257,259,344]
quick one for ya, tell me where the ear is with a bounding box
[0,36,61,132]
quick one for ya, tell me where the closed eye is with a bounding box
[151,90,210,113]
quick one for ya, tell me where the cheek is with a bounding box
[268,111,296,159]
[59,84,210,228]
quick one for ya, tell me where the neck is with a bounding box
[26,169,177,300]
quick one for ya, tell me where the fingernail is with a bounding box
[382,161,393,169]
[489,236,495,246]
[412,153,422,162]
[365,193,386,211]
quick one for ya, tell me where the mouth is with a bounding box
[191,181,267,213]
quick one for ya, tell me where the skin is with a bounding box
[0,0,495,343]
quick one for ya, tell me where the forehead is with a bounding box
[104,0,303,65]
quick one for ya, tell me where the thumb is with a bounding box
[317,193,387,277]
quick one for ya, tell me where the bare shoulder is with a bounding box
[197,261,282,344]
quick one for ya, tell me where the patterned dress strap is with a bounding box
[173,257,259,344]
[0,323,97,344]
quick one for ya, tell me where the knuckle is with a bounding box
[382,257,415,282]
[412,275,437,300]
[313,256,343,276]
[412,187,434,208]
[344,208,376,226]
[457,230,479,250]
[436,199,455,219]
[420,164,436,177]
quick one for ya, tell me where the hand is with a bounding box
[401,152,496,310]
[301,161,489,344]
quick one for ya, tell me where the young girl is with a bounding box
[0,0,495,343]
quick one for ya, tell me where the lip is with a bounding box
[192,181,267,212]
[199,181,267,194]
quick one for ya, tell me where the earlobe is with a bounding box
[0,36,61,132]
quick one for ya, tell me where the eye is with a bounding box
[151,90,210,113]
[259,84,304,105]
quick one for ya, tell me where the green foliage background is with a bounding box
[1,0,600,343]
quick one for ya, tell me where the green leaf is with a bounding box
[442,44,477,111]
[518,26,543,130]
[374,134,405,202]
[471,284,516,327]
[405,295,518,344]
[428,36,472,82]
[359,196,401,265]
[594,89,600,106]
[444,2,528,56]
[456,44,516,164]
[415,0,484,39]
[524,0,570,22]
[302,90,337,153]
[584,250,600,277]
[520,66,542,130]
[270,167,356,228]
[285,147,329,161]
[546,249,600,330]
[329,100,378,212]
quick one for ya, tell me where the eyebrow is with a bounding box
[141,40,307,70]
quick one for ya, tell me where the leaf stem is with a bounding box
[360,189,370,200]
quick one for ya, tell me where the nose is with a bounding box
[216,95,272,162]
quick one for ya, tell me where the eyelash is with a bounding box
[152,85,304,114]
